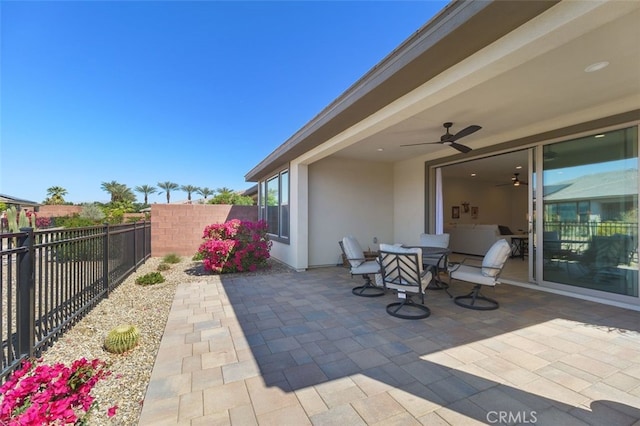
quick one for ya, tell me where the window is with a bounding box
[259,169,289,241]
[542,126,638,297]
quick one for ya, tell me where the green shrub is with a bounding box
[135,272,165,286]
[162,253,181,264]
[80,203,106,221]
[55,214,98,228]
[157,262,171,271]
[192,251,204,261]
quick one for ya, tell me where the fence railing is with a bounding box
[542,221,638,263]
[1,221,151,381]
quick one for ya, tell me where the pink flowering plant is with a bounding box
[197,219,272,273]
[0,357,116,425]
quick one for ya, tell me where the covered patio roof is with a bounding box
[246,0,640,181]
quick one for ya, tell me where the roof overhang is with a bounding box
[0,194,40,207]
[245,0,558,182]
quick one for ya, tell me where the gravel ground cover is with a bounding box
[35,256,293,425]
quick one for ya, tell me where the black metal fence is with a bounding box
[1,221,151,381]
[543,221,638,258]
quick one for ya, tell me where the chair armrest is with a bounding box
[460,257,483,267]
[421,265,435,279]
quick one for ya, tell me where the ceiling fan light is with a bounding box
[513,180,520,187]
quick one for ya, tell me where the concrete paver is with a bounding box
[139,267,640,425]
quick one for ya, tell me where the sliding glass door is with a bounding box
[540,126,638,298]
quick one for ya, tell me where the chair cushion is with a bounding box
[342,236,365,268]
[379,244,432,293]
[450,264,498,286]
[419,233,450,248]
[481,239,511,277]
[350,260,380,275]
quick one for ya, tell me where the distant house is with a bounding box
[245,0,640,310]
[0,193,40,211]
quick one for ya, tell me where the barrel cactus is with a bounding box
[104,324,140,354]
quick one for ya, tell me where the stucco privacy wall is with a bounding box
[151,204,257,257]
[308,156,394,267]
[37,205,82,217]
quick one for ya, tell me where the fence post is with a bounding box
[17,227,35,359]
[133,221,138,271]
[103,223,110,297]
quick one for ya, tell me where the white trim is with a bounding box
[435,168,444,234]
[502,280,640,312]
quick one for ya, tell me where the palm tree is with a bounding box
[180,185,200,203]
[45,186,68,205]
[135,185,157,205]
[197,187,214,201]
[216,187,234,197]
[157,181,179,204]
[101,181,135,203]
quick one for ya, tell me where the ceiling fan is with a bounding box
[496,173,528,187]
[511,173,527,186]
[400,122,481,153]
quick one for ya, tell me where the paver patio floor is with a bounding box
[138,266,640,425]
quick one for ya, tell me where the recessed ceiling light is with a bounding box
[594,134,605,138]
[377,148,384,151]
[470,173,476,177]
[584,61,609,73]
[516,165,522,169]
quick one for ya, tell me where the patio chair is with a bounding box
[378,243,434,319]
[577,234,636,285]
[339,236,384,297]
[419,232,450,271]
[448,239,511,310]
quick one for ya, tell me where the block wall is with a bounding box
[151,204,258,257]
[36,205,82,217]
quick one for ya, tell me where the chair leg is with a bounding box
[386,295,430,320]
[453,284,499,310]
[352,274,385,297]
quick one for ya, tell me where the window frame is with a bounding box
[259,168,290,244]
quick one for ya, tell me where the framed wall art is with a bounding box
[452,206,460,219]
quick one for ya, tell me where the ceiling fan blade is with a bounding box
[450,142,472,153]
[400,141,441,147]
[451,125,481,141]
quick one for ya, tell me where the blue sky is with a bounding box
[1,0,448,204]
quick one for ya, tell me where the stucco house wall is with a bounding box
[307,157,394,267]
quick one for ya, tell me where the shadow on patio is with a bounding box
[139,266,640,425]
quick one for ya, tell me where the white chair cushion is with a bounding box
[419,233,450,268]
[379,244,432,293]
[419,233,450,248]
[342,236,365,268]
[350,260,380,275]
[450,264,498,286]
[481,239,511,277]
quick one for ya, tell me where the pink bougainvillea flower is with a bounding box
[108,405,119,417]
[0,358,111,425]
[197,220,271,274]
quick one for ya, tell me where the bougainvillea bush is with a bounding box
[197,219,271,273]
[0,358,116,425]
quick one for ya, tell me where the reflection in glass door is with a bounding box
[541,126,638,298]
